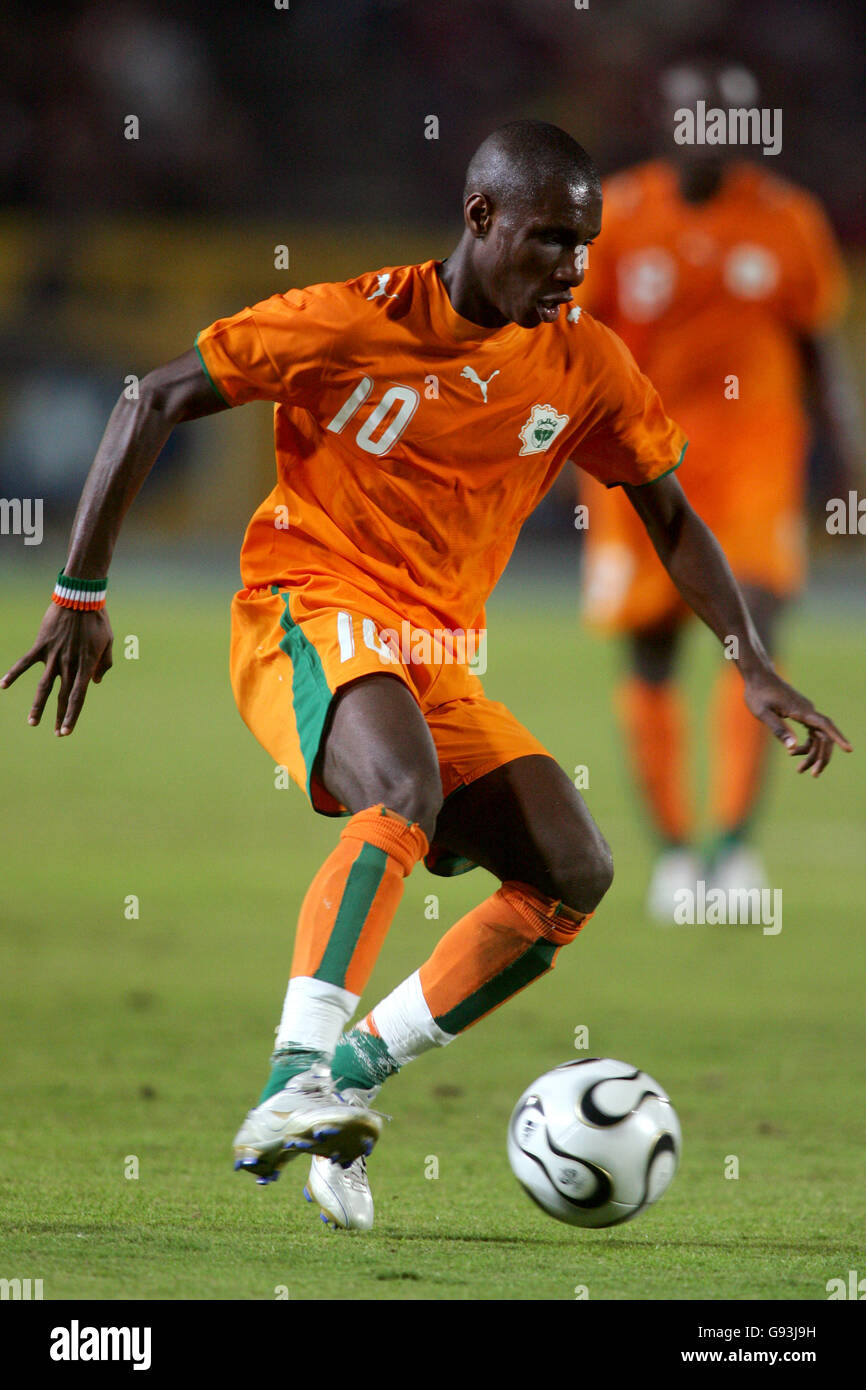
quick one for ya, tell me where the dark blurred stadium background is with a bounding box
[1,0,863,566]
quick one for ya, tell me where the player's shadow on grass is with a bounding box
[388,1231,850,1255]
[601,1236,849,1255]
[382,1229,584,1247]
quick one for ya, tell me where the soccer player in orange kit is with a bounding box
[577,62,860,916]
[2,120,851,1230]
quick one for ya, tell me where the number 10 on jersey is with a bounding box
[326,376,419,457]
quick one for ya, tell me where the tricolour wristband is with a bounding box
[52,570,108,611]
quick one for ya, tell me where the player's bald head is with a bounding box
[445,121,601,331]
[463,120,600,217]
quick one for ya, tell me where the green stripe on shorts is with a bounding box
[274,588,334,800]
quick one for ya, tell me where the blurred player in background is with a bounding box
[577,59,861,917]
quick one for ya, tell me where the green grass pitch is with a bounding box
[0,565,863,1301]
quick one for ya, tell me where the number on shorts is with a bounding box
[335,612,395,664]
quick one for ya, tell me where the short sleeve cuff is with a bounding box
[631,439,688,487]
[195,333,231,406]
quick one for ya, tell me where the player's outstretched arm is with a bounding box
[624,473,852,776]
[0,350,228,736]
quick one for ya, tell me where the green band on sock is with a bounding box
[331,1028,399,1092]
[435,937,558,1036]
[660,835,690,851]
[316,842,389,989]
[258,1045,323,1104]
[704,825,749,866]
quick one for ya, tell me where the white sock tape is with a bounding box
[371,969,455,1067]
[276,976,359,1056]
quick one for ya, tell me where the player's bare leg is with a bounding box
[234,674,440,1186]
[431,752,614,910]
[315,672,443,840]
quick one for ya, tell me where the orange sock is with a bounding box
[416,882,591,1037]
[709,664,771,839]
[291,805,428,996]
[618,677,694,845]
[337,884,591,1077]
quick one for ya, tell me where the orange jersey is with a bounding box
[196,258,686,633]
[577,160,847,470]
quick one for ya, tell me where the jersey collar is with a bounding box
[425,259,522,347]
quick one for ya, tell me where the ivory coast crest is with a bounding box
[518,404,570,456]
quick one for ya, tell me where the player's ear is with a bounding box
[465,193,492,239]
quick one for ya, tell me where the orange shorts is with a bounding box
[229,583,551,874]
[580,429,807,633]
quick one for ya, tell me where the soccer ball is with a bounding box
[507,1057,681,1228]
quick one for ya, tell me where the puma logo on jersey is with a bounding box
[367,273,399,301]
[460,365,500,402]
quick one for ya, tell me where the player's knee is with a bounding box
[585,838,615,908]
[375,774,442,841]
[549,832,614,914]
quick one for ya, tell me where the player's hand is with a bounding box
[0,604,113,736]
[742,667,852,776]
